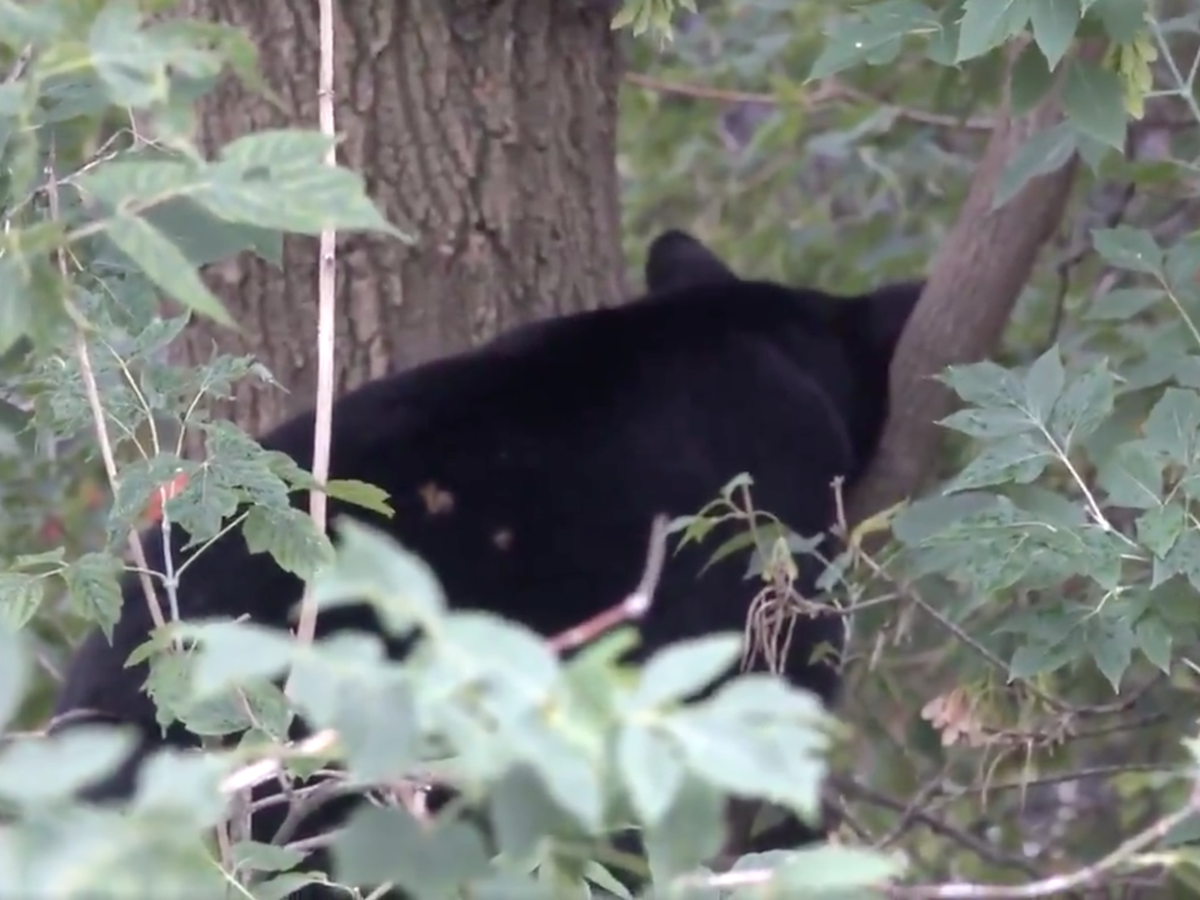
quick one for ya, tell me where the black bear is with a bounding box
[48,230,921,894]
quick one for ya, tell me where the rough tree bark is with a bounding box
[173,0,627,435]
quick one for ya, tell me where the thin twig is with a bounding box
[290,0,338,655]
[43,139,167,633]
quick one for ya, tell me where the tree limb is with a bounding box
[848,49,1087,525]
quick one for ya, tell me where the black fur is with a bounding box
[50,231,921,895]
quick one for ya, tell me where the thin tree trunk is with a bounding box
[173,0,627,435]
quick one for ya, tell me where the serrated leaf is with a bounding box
[938,360,1025,407]
[1096,442,1162,509]
[242,505,334,582]
[943,433,1055,493]
[939,406,1035,439]
[62,552,125,639]
[1136,503,1186,558]
[0,572,46,630]
[323,478,394,518]
[1143,388,1200,465]
[1047,361,1115,445]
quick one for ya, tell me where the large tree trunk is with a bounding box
[174,0,627,435]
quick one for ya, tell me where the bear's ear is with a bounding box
[645,229,739,293]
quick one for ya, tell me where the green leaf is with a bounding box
[939,406,1035,439]
[181,620,297,697]
[773,844,906,892]
[1029,0,1081,70]
[1086,616,1135,692]
[289,636,420,781]
[437,611,561,705]
[1063,59,1128,149]
[1135,617,1173,673]
[939,360,1026,408]
[1024,345,1066,424]
[807,22,903,80]
[130,748,234,828]
[0,726,134,805]
[1085,0,1148,43]
[88,3,167,108]
[182,679,292,739]
[643,774,726,881]
[1010,36,1055,115]
[1008,641,1069,681]
[618,724,685,826]
[1154,531,1200,593]
[504,722,606,830]
[333,807,491,895]
[1143,388,1200,465]
[1086,286,1162,320]
[242,505,334,583]
[62,552,125,639]
[75,158,200,208]
[1096,443,1162,509]
[943,433,1055,493]
[202,130,411,238]
[993,121,1077,209]
[323,478,395,518]
[0,0,66,47]
[0,573,46,631]
[230,841,306,875]
[669,676,828,818]
[312,519,447,636]
[1136,503,1186,559]
[102,213,233,326]
[1046,360,1115,445]
[957,0,1031,63]
[1091,225,1163,276]
[632,634,743,708]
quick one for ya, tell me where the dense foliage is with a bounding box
[4,0,1200,897]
